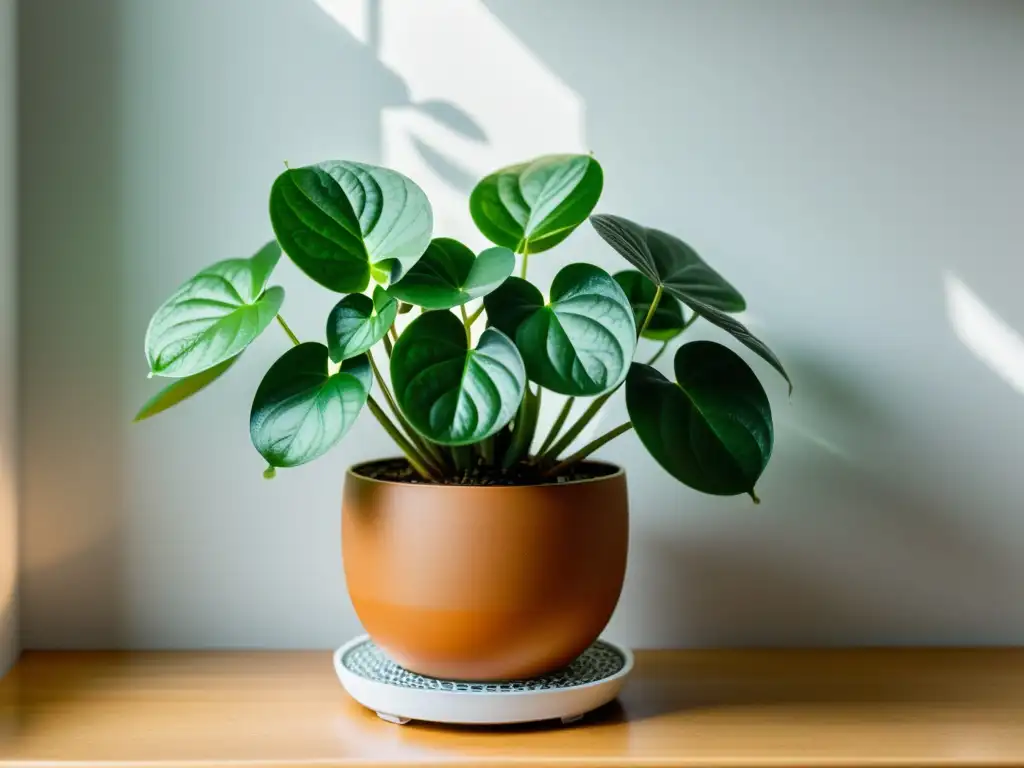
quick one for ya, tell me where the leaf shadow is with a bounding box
[410,136,480,194]
[412,99,488,143]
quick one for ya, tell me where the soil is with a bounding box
[354,458,619,487]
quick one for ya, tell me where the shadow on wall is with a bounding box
[632,470,1018,648]
[18,0,127,648]
[16,0,1024,650]
[615,348,1021,647]
[313,0,494,195]
[475,0,1024,645]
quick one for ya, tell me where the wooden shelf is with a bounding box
[2,649,1024,767]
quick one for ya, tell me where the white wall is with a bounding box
[18,0,1024,649]
[0,0,18,672]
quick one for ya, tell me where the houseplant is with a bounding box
[136,154,789,680]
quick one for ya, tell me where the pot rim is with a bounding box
[347,457,625,489]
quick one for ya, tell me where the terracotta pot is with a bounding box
[341,459,629,681]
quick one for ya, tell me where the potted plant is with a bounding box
[136,154,789,681]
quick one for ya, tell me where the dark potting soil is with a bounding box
[354,458,618,487]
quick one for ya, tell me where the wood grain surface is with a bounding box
[2,649,1024,767]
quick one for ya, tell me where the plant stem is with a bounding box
[644,311,698,366]
[536,396,574,456]
[479,435,495,465]
[543,422,633,477]
[518,240,530,280]
[426,441,452,473]
[542,391,612,460]
[459,303,472,346]
[276,314,300,346]
[503,386,540,469]
[365,396,437,480]
[451,444,475,473]
[466,304,485,326]
[382,332,393,359]
[646,341,668,366]
[367,351,444,475]
[638,285,663,339]
[367,351,400,416]
[389,325,399,343]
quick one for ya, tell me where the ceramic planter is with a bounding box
[341,459,629,681]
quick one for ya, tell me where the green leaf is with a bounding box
[269,161,433,293]
[145,240,285,378]
[390,310,525,446]
[484,264,636,396]
[326,286,398,362]
[470,154,603,254]
[626,341,773,497]
[133,355,239,422]
[387,237,515,309]
[613,270,686,341]
[250,343,371,468]
[592,215,745,312]
[591,214,790,392]
[480,275,544,338]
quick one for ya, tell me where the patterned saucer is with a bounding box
[334,635,633,725]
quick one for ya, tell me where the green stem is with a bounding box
[646,341,669,366]
[276,314,300,346]
[503,386,540,469]
[479,435,495,466]
[543,422,633,477]
[466,304,485,326]
[542,391,612,460]
[367,352,443,475]
[418,433,451,473]
[389,325,399,343]
[382,332,393,358]
[536,397,574,456]
[451,444,475,473]
[644,311,697,366]
[518,240,530,280]
[459,303,472,346]
[638,285,663,339]
[366,396,437,481]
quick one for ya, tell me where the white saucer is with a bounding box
[333,634,633,726]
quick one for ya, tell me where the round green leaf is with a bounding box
[387,238,515,309]
[145,240,284,378]
[270,161,433,293]
[133,354,239,423]
[613,270,686,341]
[481,275,544,338]
[591,213,791,392]
[470,154,603,254]
[250,343,372,468]
[326,286,398,363]
[626,341,773,496]
[390,311,525,446]
[483,264,636,396]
